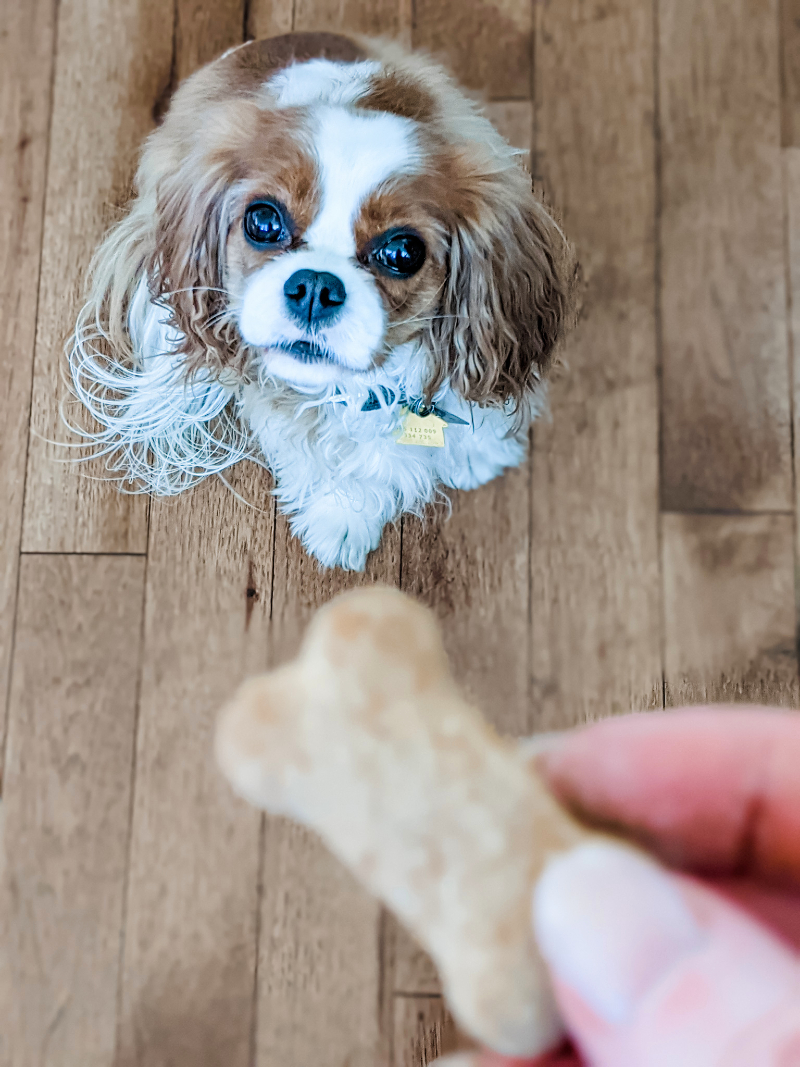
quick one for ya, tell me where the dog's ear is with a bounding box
[144,159,237,372]
[426,171,575,409]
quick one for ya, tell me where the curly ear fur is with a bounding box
[144,159,243,376]
[66,84,255,495]
[74,130,241,381]
[425,170,575,410]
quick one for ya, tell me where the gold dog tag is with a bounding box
[397,408,446,447]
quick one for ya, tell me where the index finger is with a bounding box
[537,708,800,887]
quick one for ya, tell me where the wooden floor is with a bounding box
[2,0,800,1064]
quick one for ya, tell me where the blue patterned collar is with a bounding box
[359,386,468,425]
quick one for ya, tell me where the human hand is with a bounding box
[439,707,800,1067]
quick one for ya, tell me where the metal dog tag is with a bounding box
[396,408,446,447]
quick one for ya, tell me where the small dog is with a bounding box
[70,33,573,570]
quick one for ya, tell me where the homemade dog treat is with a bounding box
[216,586,591,1056]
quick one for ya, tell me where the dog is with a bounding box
[69,33,574,571]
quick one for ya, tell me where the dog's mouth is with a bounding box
[273,340,337,364]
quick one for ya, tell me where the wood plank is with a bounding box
[21,0,174,553]
[117,465,273,1067]
[175,0,245,83]
[662,513,799,706]
[392,995,471,1067]
[0,0,57,757]
[247,0,411,40]
[412,0,531,99]
[294,0,412,40]
[781,0,800,147]
[787,150,800,625]
[530,385,663,728]
[246,0,294,40]
[401,465,533,737]
[529,0,662,729]
[255,519,400,1067]
[386,922,441,995]
[0,555,145,1067]
[256,817,383,1067]
[659,0,792,511]
[484,100,533,171]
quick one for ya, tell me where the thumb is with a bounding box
[533,842,800,1067]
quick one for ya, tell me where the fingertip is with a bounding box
[533,842,704,1025]
[534,842,800,1066]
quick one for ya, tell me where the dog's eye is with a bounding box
[243,201,286,247]
[371,232,426,278]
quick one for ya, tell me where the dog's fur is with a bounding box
[69,33,574,570]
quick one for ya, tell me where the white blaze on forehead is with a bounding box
[267,58,381,108]
[264,58,422,257]
[304,106,420,255]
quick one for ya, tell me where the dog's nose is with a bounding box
[283,269,346,326]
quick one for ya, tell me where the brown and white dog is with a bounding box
[70,33,574,570]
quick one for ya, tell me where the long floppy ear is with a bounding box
[144,159,241,376]
[66,144,249,495]
[426,171,575,409]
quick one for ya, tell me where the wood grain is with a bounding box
[386,923,442,995]
[256,817,383,1067]
[247,0,411,40]
[175,0,245,83]
[117,466,273,1067]
[659,0,792,512]
[413,0,531,99]
[781,0,800,147]
[530,384,663,728]
[294,0,412,40]
[246,0,295,40]
[21,0,173,553]
[530,0,662,728]
[0,555,145,1067]
[787,149,800,596]
[402,465,533,737]
[484,100,533,170]
[663,513,799,706]
[255,518,399,1067]
[391,996,468,1067]
[0,0,57,756]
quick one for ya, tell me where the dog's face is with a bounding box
[225,87,447,389]
[139,42,572,403]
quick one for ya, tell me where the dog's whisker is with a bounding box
[389,312,473,328]
[155,286,229,298]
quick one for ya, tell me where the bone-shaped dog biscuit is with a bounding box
[215,586,592,1056]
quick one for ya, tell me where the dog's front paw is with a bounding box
[289,494,386,571]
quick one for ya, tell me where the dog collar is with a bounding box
[360,387,468,425]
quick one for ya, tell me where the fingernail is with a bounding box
[533,841,704,1025]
